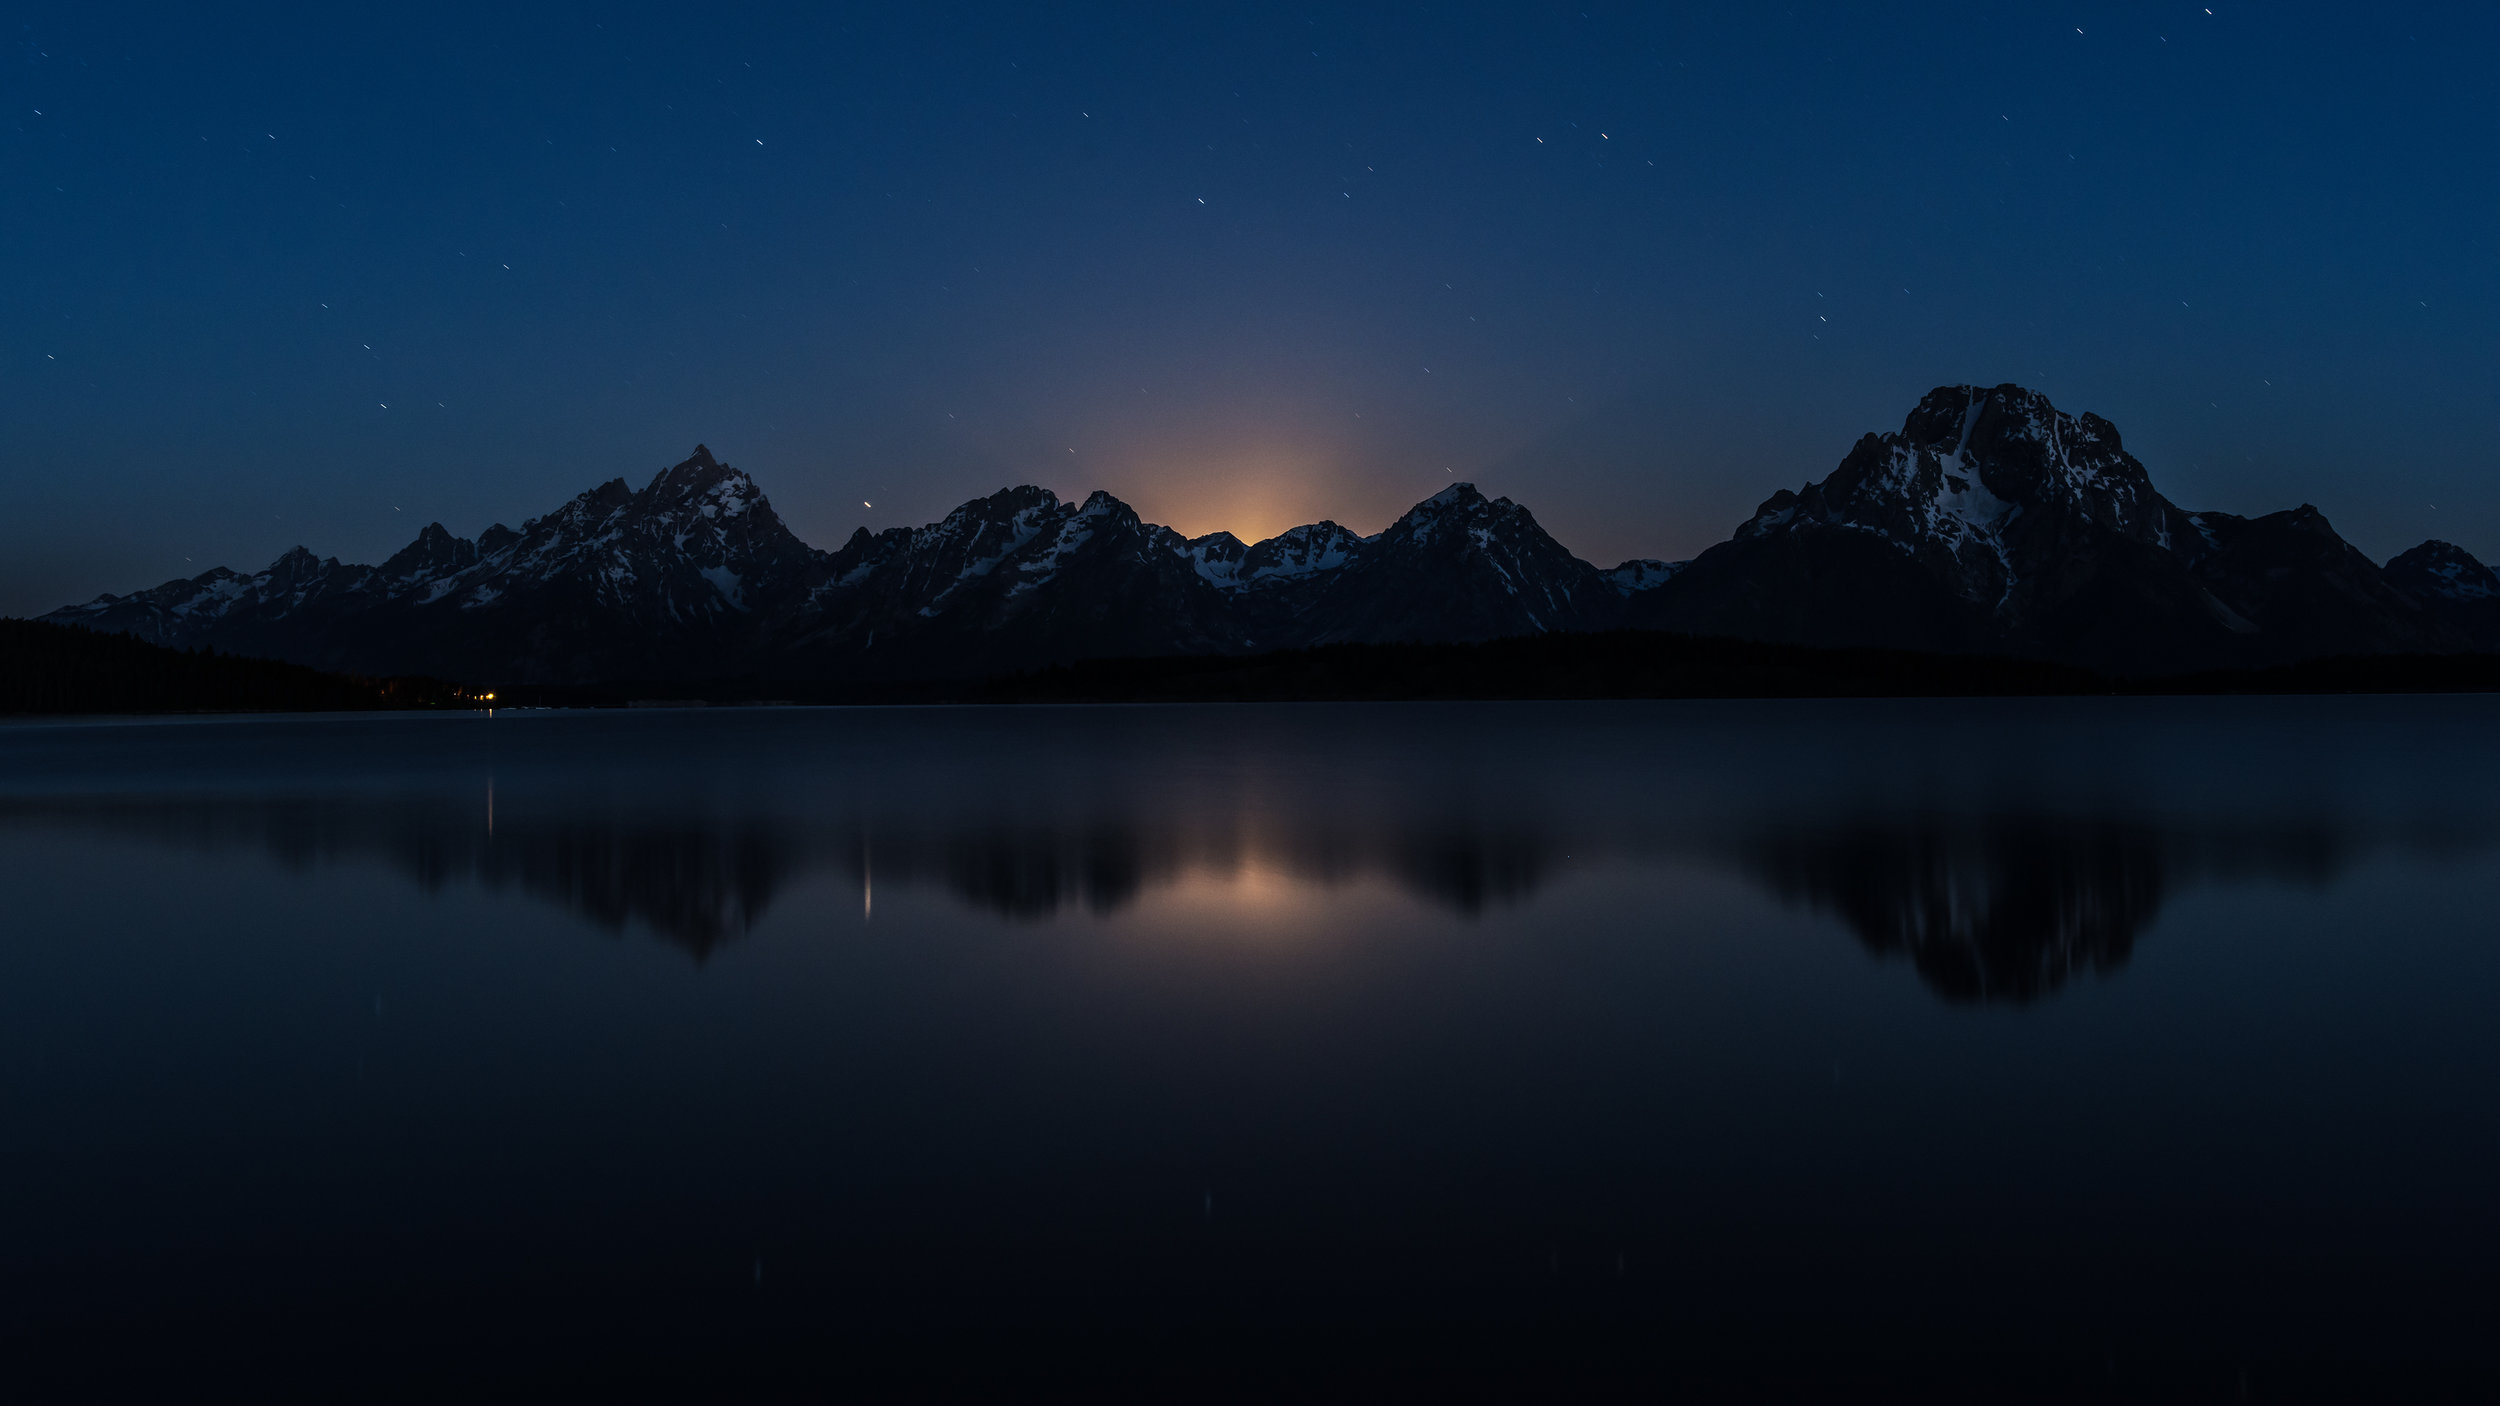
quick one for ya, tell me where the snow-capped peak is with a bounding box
[1606,559,1685,594]
[2386,539,2500,602]
[1730,383,2181,612]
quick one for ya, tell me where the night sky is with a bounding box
[7,3,2495,617]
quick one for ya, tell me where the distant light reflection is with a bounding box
[0,791,2445,1004]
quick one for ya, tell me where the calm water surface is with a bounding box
[3,699,2498,1399]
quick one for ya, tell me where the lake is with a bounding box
[4,699,2498,1399]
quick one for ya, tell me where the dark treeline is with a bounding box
[0,619,474,716]
[499,632,2500,706]
[2160,651,2500,695]
[16,622,2499,715]
[993,635,2500,703]
[988,633,2110,702]
[998,635,2500,702]
[482,632,2099,707]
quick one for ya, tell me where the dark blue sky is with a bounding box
[7,3,2494,615]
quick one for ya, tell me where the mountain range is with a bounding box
[42,384,2500,684]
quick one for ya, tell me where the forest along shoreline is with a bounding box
[12,617,2500,716]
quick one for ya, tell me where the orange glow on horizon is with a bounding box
[1093,438,1395,546]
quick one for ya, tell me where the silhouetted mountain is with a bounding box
[45,450,1616,684]
[2383,540,2500,649]
[1291,483,1619,642]
[43,390,2500,683]
[1628,384,2466,673]
[48,445,817,684]
[777,486,1250,679]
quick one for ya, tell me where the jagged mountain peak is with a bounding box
[1873,384,2157,518]
[1921,384,2157,520]
[1401,481,1495,524]
[260,546,352,593]
[530,478,633,531]
[641,445,759,508]
[1606,559,1684,594]
[1900,383,2091,450]
[45,408,2492,686]
[2386,539,2500,602]
[2382,538,2500,650]
[862,486,1074,604]
[1181,532,1249,587]
[1240,521,1365,580]
[923,485,1070,551]
[1297,479,1605,642]
[1185,520,1368,591]
[1383,481,1541,549]
[1076,488,1142,524]
[636,455,784,542]
[1643,383,2474,670]
[378,522,477,583]
[940,484,1063,525]
[1729,383,2181,615]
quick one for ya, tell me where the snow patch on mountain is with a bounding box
[2388,541,2500,601]
[1010,514,1098,595]
[1184,533,1249,588]
[700,565,745,608]
[1606,559,1684,594]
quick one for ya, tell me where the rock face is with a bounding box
[44,451,1623,684]
[2382,540,2500,650]
[768,481,1629,678]
[49,446,819,683]
[1290,484,1619,645]
[1627,384,2467,672]
[776,486,1251,679]
[41,389,2500,683]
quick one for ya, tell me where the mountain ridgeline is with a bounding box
[43,385,2500,686]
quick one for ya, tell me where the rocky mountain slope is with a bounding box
[47,447,1630,683]
[1626,384,2466,672]
[41,388,2497,683]
[51,446,817,682]
[2382,540,2500,650]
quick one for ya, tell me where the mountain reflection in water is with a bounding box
[1739,819,2348,1002]
[9,700,2500,1399]
[2,796,1564,950]
[5,699,2493,1002]
[2,788,2407,1003]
